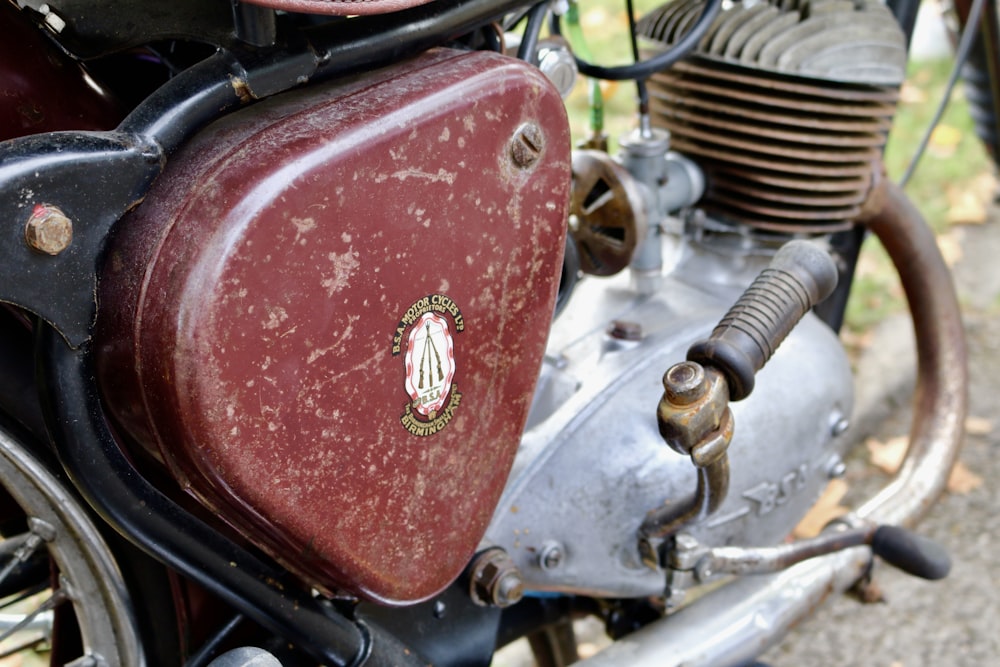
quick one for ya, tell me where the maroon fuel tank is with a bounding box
[96,49,570,605]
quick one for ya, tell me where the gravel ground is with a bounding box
[761,215,1000,666]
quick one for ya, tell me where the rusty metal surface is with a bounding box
[568,150,642,276]
[96,49,570,605]
[857,181,968,526]
[0,2,121,140]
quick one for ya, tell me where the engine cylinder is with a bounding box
[639,0,906,233]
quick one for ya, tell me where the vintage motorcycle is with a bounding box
[0,0,976,664]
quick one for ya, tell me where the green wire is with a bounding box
[564,1,605,137]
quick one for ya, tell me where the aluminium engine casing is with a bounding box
[96,49,570,605]
[486,241,855,598]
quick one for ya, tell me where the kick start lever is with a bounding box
[669,520,951,582]
[640,241,839,554]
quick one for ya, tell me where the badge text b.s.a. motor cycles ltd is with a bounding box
[392,294,464,437]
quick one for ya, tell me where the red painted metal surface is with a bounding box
[245,0,435,16]
[97,49,570,604]
[0,3,121,140]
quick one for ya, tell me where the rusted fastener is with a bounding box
[24,204,73,255]
[468,548,524,608]
[510,123,544,169]
[657,361,733,462]
[607,319,643,341]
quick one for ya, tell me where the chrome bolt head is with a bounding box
[539,542,565,571]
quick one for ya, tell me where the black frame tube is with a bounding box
[36,328,425,667]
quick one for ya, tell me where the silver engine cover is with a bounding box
[484,240,854,598]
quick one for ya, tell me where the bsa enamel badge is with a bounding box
[392,294,464,437]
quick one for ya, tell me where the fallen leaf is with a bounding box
[839,327,874,352]
[965,416,993,435]
[794,478,850,539]
[936,231,963,267]
[928,124,962,158]
[946,188,988,225]
[899,81,927,104]
[866,435,908,474]
[971,171,998,201]
[947,460,984,495]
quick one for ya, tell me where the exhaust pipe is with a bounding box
[575,181,968,666]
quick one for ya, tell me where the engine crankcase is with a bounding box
[96,49,570,605]
[485,244,854,598]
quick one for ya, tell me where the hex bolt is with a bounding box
[468,548,525,608]
[662,361,708,406]
[669,533,707,571]
[608,320,643,341]
[510,123,544,169]
[24,204,73,255]
[538,541,564,571]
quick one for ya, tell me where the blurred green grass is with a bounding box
[556,1,991,337]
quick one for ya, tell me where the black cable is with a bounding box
[899,0,986,187]
[624,0,650,114]
[553,0,722,81]
[184,614,245,667]
[517,1,548,65]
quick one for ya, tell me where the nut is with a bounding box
[468,548,524,608]
[510,123,544,169]
[24,204,72,255]
[657,366,729,457]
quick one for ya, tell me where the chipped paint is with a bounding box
[95,49,571,605]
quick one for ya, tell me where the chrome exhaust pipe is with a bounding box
[576,181,968,667]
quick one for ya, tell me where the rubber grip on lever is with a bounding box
[687,241,838,401]
[871,525,952,580]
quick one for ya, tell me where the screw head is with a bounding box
[511,123,544,169]
[538,542,564,571]
[25,204,72,255]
